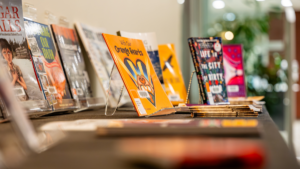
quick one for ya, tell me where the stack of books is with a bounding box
[189,105,261,118]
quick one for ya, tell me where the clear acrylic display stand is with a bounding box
[51,99,80,112]
[44,10,58,25]
[104,65,126,116]
[185,71,202,104]
[104,65,190,117]
[23,3,37,21]
[73,97,106,113]
[59,16,70,28]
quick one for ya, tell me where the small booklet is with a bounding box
[158,44,187,105]
[188,37,229,105]
[223,44,247,98]
[102,33,174,117]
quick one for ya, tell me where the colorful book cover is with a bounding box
[158,44,187,105]
[117,31,165,85]
[188,37,228,105]
[0,0,44,102]
[24,20,72,104]
[51,24,92,100]
[75,22,131,107]
[223,44,247,98]
[103,33,174,117]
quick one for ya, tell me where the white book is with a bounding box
[75,22,131,107]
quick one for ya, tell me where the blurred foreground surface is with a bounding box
[0,108,298,169]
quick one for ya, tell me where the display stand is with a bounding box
[185,71,202,104]
[51,99,80,112]
[59,16,70,28]
[73,97,106,113]
[44,10,58,24]
[104,65,190,117]
[23,3,37,21]
[104,65,126,116]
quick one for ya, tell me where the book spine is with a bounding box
[188,38,206,104]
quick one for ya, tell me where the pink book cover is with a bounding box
[223,44,246,98]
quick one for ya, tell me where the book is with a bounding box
[102,33,174,117]
[75,22,131,107]
[158,44,187,105]
[24,20,72,105]
[51,24,92,100]
[223,44,247,98]
[188,37,229,105]
[0,0,45,102]
[117,31,165,85]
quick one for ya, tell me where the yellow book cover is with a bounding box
[103,33,174,117]
[158,44,187,106]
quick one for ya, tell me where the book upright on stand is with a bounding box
[51,24,92,101]
[223,44,247,99]
[158,44,187,106]
[24,20,74,109]
[188,37,229,105]
[103,34,175,117]
[0,0,48,117]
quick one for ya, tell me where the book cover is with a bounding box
[117,31,165,85]
[188,37,228,105]
[223,44,247,98]
[102,33,174,117]
[0,0,44,102]
[24,20,72,104]
[75,22,131,107]
[158,44,187,105]
[51,24,92,100]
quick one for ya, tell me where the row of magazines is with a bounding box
[0,0,257,119]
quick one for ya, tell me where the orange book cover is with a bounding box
[102,34,174,117]
[158,44,187,106]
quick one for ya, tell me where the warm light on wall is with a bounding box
[224,31,234,40]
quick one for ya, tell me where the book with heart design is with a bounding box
[103,33,174,117]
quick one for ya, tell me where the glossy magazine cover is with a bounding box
[118,31,165,85]
[0,0,44,102]
[158,44,187,105]
[103,33,174,117]
[51,24,92,100]
[223,44,247,98]
[24,20,72,104]
[188,37,228,105]
[75,22,131,107]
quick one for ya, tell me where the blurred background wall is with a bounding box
[22,0,183,98]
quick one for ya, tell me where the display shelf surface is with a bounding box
[0,107,299,169]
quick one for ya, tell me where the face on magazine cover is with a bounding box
[0,38,28,91]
